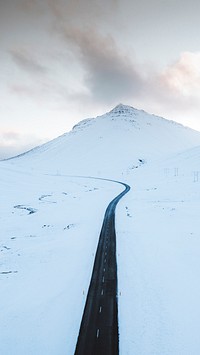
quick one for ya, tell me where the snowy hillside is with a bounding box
[4,104,200,178]
[1,104,200,354]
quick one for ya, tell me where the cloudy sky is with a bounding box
[1,0,200,158]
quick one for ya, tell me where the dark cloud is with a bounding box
[9,48,47,74]
[1,0,149,106]
[46,0,144,104]
[48,0,119,25]
[61,28,144,103]
[17,0,45,14]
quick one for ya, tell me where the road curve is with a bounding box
[75,179,130,355]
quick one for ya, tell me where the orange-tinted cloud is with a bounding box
[158,52,200,97]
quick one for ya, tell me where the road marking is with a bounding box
[102,276,105,283]
[101,289,104,295]
[104,258,106,263]
[105,252,107,256]
[96,329,100,338]
[103,268,106,272]
[99,306,102,313]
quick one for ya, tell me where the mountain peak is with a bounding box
[108,104,138,116]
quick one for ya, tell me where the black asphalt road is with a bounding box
[75,180,130,355]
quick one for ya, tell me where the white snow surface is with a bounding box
[7,104,200,178]
[1,104,200,354]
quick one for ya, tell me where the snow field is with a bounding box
[117,162,200,354]
[1,104,200,354]
[0,167,122,354]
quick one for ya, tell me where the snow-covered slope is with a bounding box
[1,104,200,355]
[117,147,200,354]
[5,104,200,178]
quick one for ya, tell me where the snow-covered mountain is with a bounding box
[1,104,200,355]
[5,104,200,178]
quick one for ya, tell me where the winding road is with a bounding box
[75,180,130,355]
